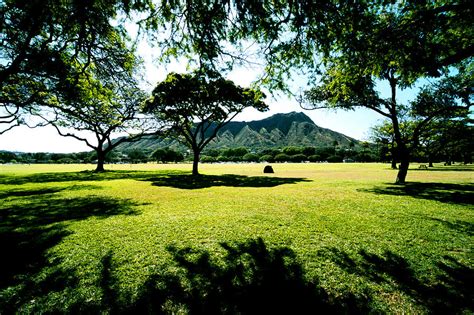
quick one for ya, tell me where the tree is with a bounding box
[414,111,473,166]
[301,2,473,184]
[370,121,402,169]
[127,149,148,164]
[0,0,148,134]
[242,153,259,162]
[143,71,268,175]
[151,147,184,163]
[37,65,149,172]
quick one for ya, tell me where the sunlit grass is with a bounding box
[0,162,472,313]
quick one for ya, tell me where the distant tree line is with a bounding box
[200,145,372,163]
[2,134,470,166]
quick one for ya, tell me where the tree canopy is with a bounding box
[143,71,268,175]
[0,0,147,134]
[299,1,473,183]
[36,62,148,172]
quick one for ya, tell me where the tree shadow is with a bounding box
[146,174,310,189]
[411,165,474,172]
[427,217,474,237]
[0,187,142,311]
[359,182,474,206]
[95,238,370,314]
[0,170,186,185]
[318,248,474,314]
[0,171,309,190]
[0,184,101,199]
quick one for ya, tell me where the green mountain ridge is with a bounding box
[114,112,360,152]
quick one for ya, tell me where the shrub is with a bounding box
[315,147,335,160]
[221,147,249,158]
[151,148,184,163]
[283,146,303,155]
[302,146,316,156]
[308,154,321,162]
[242,153,259,162]
[201,156,217,163]
[290,154,307,163]
[259,154,274,163]
[259,148,280,156]
[274,153,290,162]
[57,158,75,164]
[217,155,230,162]
[327,155,343,163]
[204,149,221,157]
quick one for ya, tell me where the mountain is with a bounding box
[114,112,359,152]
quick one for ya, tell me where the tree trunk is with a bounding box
[396,147,410,184]
[396,158,409,184]
[192,149,200,176]
[387,74,410,184]
[391,159,397,169]
[95,150,106,172]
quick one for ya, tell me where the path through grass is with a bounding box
[0,163,472,313]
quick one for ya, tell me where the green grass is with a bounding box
[0,162,472,313]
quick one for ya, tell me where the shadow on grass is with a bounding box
[4,237,472,313]
[0,170,186,185]
[428,217,474,237]
[359,182,474,206]
[0,170,308,190]
[0,184,101,199]
[0,187,142,311]
[147,174,310,189]
[318,248,474,314]
[411,165,474,172]
[96,238,369,314]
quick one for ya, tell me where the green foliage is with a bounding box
[327,155,343,163]
[242,153,259,162]
[315,147,335,161]
[0,0,145,133]
[127,149,148,163]
[203,149,220,158]
[282,146,303,156]
[144,71,268,174]
[289,154,307,163]
[259,154,274,163]
[300,2,473,183]
[308,155,321,162]
[221,147,249,158]
[200,156,217,163]
[274,153,290,162]
[151,148,184,163]
[302,146,316,156]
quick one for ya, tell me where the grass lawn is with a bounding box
[0,162,472,313]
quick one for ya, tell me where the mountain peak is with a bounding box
[243,111,314,126]
[114,111,359,152]
[274,111,314,123]
[240,111,314,135]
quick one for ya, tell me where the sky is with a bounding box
[0,29,419,154]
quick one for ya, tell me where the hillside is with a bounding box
[114,112,359,152]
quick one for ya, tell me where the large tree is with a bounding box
[37,65,149,172]
[299,2,473,184]
[143,71,268,175]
